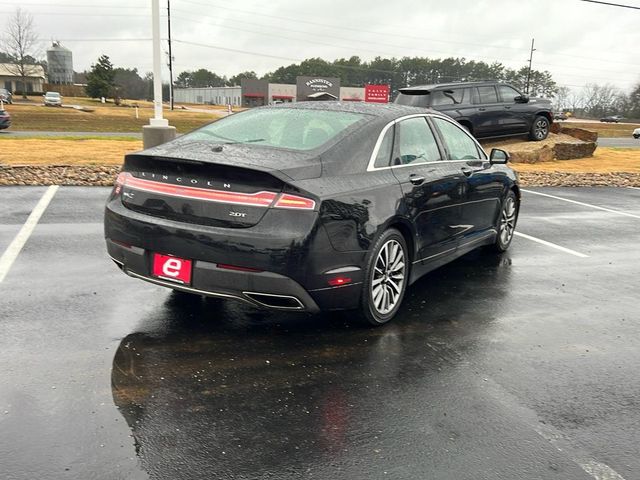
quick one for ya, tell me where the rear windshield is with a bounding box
[186,108,369,151]
[395,92,431,108]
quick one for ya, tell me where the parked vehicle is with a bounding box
[104,102,519,325]
[600,115,623,123]
[0,88,12,105]
[555,112,568,121]
[43,91,62,106]
[0,109,11,129]
[633,128,640,139]
[395,81,553,141]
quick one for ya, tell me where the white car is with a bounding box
[634,127,640,139]
[43,91,62,107]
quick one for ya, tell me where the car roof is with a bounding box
[399,81,503,93]
[271,100,437,121]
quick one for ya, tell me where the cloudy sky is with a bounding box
[2,0,639,93]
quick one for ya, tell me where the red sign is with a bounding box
[152,253,192,284]
[365,84,390,103]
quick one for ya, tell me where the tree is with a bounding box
[553,86,570,111]
[85,55,116,99]
[113,67,147,100]
[190,69,226,87]
[228,70,257,86]
[580,83,619,117]
[175,71,192,88]
[1,8,40,98]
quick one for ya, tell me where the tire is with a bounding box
[529,115,550,141]
[490,191,519,253]
[358,228,409,326]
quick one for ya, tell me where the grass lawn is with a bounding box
[3,102,222,133]
[512,147,640,173]
[563,121,640,138]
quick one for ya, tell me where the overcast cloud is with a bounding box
[2,0,639,93]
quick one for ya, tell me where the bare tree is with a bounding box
[2,8,40,99]
[580,83,619,118]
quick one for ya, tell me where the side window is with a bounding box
[394,117,441,166]
[497,85,521,103]
[373,125,394,168]
[477,86,498,104]
[432,118,482,161]
[430,89,463,106]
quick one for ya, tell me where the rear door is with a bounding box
[431,116,503,244]
[387,116,466,264]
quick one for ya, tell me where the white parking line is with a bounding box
[522,189,640,219]
[0,186,58,284]
[627,186,640,190]
[514,231,589,258]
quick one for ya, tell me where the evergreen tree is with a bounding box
[85,55,116,99]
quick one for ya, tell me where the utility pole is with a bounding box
[167,0,174,110]
[525,38,536,95]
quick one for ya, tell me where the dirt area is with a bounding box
[0,138,142,165]
[513,148,640,173]
[562,121,640,138]
[482,133,585,152]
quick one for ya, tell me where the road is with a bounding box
[1,187,640,479]
[597,137,640,148]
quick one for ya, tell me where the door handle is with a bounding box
[478,107,486,111]
[504,106,511,109]
[409,174,425,185]
[460,167,473,177]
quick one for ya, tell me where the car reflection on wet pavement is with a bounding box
[110,252,518,479]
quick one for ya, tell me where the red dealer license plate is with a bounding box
[152,253,192,285]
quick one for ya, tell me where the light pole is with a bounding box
[143,0,176,148]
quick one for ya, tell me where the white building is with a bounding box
[174,86,242,106]
[0,64,46,93]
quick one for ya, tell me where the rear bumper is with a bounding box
[105,198,365,312]
[107,238,322,312]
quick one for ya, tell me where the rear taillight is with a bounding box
[274,193,316,210]
[113,172,316,210]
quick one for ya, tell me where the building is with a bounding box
[173,86,241,106]
[46,42,73,85]
[0,63,46,93]
[174,76,387,107]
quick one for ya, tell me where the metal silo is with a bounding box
[46,42,74,84]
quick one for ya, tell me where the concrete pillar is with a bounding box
[142,125,177,149]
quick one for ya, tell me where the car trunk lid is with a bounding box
[118,143,320,228]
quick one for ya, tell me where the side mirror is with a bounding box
[514,95,529,104]
[490,148,510,164]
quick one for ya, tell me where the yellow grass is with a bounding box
[512,148,640,173]
[4,103,220,133]
[0,138,141,165]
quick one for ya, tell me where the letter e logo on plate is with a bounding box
[152,253,192,284]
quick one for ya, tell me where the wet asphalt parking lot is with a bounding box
[1,186,639,480]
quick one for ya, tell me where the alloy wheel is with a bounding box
[371,239,406,315]
[499,197,517,245]
[534,119,548,139]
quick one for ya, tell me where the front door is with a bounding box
[389,116,466,264]
[431,116,503,244]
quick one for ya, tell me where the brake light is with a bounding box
[274,193,316,210]
[114,172,277,207]
[113,171,127,195]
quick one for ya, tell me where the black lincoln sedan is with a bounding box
[105,102,519,325]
